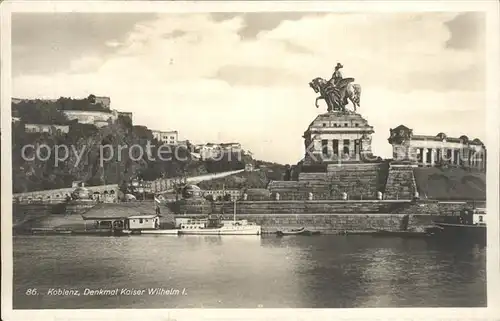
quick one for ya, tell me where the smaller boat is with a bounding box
[302,230,321,236]
[276,227,305,236]
[276,227,321,236]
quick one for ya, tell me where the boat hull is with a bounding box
[178,226,261,235]
[31,229,72,235]
[71,230,132,236]
[371,230,432,239]
[139,229,179,235]
[431,222,486,243]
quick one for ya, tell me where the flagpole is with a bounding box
[233,200,236,223]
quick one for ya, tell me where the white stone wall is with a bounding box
[63,110,117,125]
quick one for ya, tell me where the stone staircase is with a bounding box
[267,181,311,200]
[384,164,417,200]
[268,164,385,200]
[295,163,384,200]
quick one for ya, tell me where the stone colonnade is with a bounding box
[414,147,486,170]
[317,138,365,159]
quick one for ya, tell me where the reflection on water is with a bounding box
[13,235,486,309]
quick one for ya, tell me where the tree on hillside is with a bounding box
[13,101,69,125]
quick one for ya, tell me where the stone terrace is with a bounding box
[269,163,387,200]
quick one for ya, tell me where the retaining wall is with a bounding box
[173,213,436,234]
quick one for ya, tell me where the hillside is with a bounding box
[413,167,486,200]
[11,100,255,193]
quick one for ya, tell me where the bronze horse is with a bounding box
[309,77,361,112]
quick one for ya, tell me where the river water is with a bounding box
[13,235,486,309]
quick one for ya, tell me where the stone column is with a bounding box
[459,147,465,166]
[430,148,435,165]
[349,139,356,159]
[327,140,333,159]
[333,139,339,157]
[354,139,361,160]
[343,140,350,158]
[313,140,321,159]
[338,140,344,161]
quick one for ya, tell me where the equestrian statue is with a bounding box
[309,63,362,113]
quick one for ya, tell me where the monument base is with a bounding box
[302,111,375,166]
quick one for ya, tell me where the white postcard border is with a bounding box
[1,1,499,321]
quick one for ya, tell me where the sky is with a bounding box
[11,12,486,164]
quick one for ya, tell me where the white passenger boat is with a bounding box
[139,229,179,235]
[178,202,261,235]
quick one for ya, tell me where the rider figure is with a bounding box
[330,62,344,86]
[329,63,349,107]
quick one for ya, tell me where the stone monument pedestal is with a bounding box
[302,111,375,168]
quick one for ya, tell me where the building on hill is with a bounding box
[194,143,221,159]
[151,130,178,144]
[88,95,111,109]
[388,125,486,171]
[203,189,241,201]
[118,111,133,122]
[220,142,242,151]
[62,110,116,127]
[193,142,244,160]
[24,123,70,135]
[12,97,133,128]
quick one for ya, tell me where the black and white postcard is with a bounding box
[1,1,499,321]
